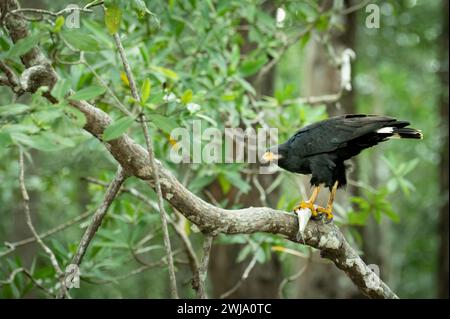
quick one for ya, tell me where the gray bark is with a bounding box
[1,0,399,299]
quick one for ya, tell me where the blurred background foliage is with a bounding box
[0,0,448,298]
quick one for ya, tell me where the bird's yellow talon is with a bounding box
[293,200,318,216]
[317,206,333,220]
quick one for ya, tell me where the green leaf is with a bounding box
[404,158,419,174]
[61,30,101,52]
[296,2,318,20]
[147,91,164,105]
[217,174,231,194]
[132,0,153,18]
[52,16,65,33]
[141,78,151,104]
[0,34,11,52]
[83,20,114,49]
[0,104,30,116]
[230,45,240,69]
[150,114,178,134]
[383,208,400,223]
[216,234,248,245]
[103,116,134,141]
[316,15,330,32]
[104,5,122,34]
[0,132,12,148]
[63,105,87,127]
[223,171,251,193]
[236,245,252,263]
[195,114,217,127]
[347,211,369,226]
[7,34,43,58]
[150,66,179,81]
[188,174,215,193]
[235,77,256,96]
[300,31,311,49]
[373,209,382,224]
[51,79,71,100]
[239,55,268,77]
[181,89,193,104]
[255,247,266,263]
[69,86,106,100]
[12,132,74,152]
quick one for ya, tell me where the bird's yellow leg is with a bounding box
[293,186,320,216]
[317,181,338,220]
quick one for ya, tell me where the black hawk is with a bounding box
[262,114,422,221]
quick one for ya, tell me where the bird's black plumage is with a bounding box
[269,114,422,190]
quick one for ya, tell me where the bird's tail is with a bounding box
[392,127,423,139]
[377,126,423,139]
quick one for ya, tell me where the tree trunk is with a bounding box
[208,1,284,298]
[296,0,366,298]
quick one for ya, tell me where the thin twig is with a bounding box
[0,60,18,85]
[278,248,313,298]
[271,246,309,259]
[170,209,200,285]
[83,177,200,282]
[82,177,153,206]
[83,254,185,285]
[196,234,214,299]
[347,178,377,193]
[271,246,330,264]
[84,0,104,10]
[18,150,68,298]
[340,0,371,15]
[220,250,258,299]
[252,175,268,207]
[9,6,93,18]
[71,168,126,266]
[112,31,179,299]
[283,91,343,106]
[0,60,22,93]
[1,210,92,259]
[0,267,55,297]
[2,1,399,298]
[255,25,313,86]
[203,189,221,206]
[83,60,133,117]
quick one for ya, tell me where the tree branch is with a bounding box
[67,98,398,299]
[278,247,313,298]
[195,234,214,299]
[82,177,201,294]
[0,210,92,259]
[71,168,126,266]
[220,244,259,299]
[112,31,179,299]
[0,267,55,297]
[18,150,68,298]
[2,0,399,299]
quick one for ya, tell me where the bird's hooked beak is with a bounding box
[261,151,282,163]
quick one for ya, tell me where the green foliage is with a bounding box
[69,86,106,101]
[347,187,400,226]
[51,79,71,101]
[103,116,135,141]
[104,5,123,35]
[0,0,444,299]
[4,34,43,59]
[140,78,151,105]
[61,30,102,52]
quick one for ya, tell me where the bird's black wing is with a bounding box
[287,114,408,157]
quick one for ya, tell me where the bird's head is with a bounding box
[261,145,285,164]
